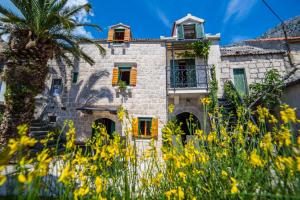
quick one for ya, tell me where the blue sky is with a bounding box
[1,0,300,45]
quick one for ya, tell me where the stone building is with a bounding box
[1,14,299,149]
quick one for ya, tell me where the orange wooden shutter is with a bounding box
[108,29,114,42]
[152,118,158,138]
[124,29,131,42]
[112,68,119,85]
[132,118,138,137]
[130,68,137,86]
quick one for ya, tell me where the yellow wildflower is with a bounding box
[275,156,294,172]
[8,139,19,155]
[18,173,26,183]
[152,172,163,185]
[74,185,89,200]
[247,121,259,135]
[0,175,6,186]
[276,126,292,147]
[36,149,52,176]
[195,129,205,141]
[201,97,211,105]
[276,156,285,171]
[257,106,269,123]
[221,170,228,179]
[280,104,297,124]
[259,133,273,153]
[179,172,187,183]
[296,157,300,172]
[297,136,300,146]
[230,177,239,194]
[207,133,216,143]
[20,136,37,147]
[18,172,33,184]
[178,186,185,200]
[58,162,73,184]
[268,114,278,124]
[168,104,175,113]
[95,176,103,194]
[17,124,28,136]
[193,169,204,175]
[117,106,126,121]
[250,150,264,167]
[198,152,209,164]
[165,189,176,200]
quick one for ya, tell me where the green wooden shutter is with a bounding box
[177,25,184,40]
[170,60,179,88]
[196,23,204,39]
[233,69,247,96]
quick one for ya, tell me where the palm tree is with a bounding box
[0,0,105,146]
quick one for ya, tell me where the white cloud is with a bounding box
[65,0,93,38]
[224,0,257,23]
[146,1,172,29]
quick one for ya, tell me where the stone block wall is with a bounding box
[38,41,167,150]
[219,53,288,96]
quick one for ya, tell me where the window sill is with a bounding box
[114,86,132,93]
[133,135,158,140]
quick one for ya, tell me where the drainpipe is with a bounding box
[165,40,169,120]
[172,42,175,94]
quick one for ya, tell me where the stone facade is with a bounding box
[38,41,167,150]
[30,14,298,151]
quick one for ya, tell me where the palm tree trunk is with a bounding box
[0,33,51,146]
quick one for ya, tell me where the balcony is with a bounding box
[167,65,211,94]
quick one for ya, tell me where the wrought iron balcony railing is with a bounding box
[167,65,211,90]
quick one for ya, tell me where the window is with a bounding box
[112,64,137,86]
[233,68,248,96]
[72,72,79,83]
[184,24,196,39]
[51,78,62,96]
[118,67,131,85]
[138,118,152,137]
[114,29,125,43]
[170,59,196,88]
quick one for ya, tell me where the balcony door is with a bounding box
[171,59,196,88]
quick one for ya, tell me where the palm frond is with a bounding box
[62,3,91,18]
[75,22,102,32]
[0,0,104,66]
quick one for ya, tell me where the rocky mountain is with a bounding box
[260,15,300,38]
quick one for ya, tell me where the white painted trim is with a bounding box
[133,115,156,118]
[168,89,209,94]
[175,14,205,24]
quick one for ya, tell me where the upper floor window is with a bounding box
[114,29,125,43]
[184,25,196,39]
[177,23,204,40]
[51,78,62,96]
[233,68,248,97]
[107,24,131,43]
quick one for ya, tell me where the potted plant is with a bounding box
[117,80,127,92]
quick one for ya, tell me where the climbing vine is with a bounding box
[176,40,211,59]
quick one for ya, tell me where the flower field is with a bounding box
[0,102,300,199]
